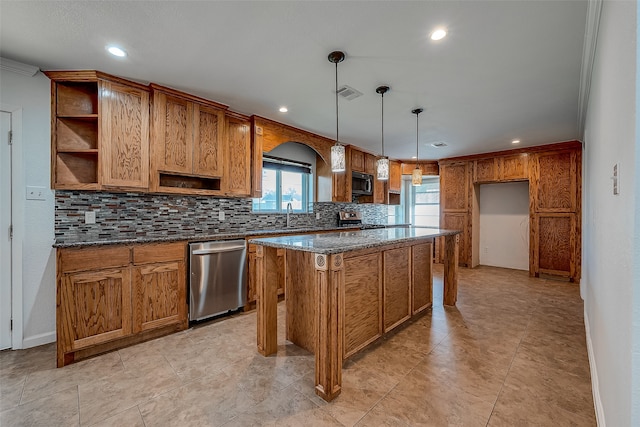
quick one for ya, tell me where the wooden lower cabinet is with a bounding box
[343,252,382,359]
[383,247,412,332]
[412,242,433,314]
[56,242,187,367]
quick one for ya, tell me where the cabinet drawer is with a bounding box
[59,246,130,272]
[133,242,186,264]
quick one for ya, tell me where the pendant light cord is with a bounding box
[415,111,419,165]
[381,91,384,157]
[335,62,339,144]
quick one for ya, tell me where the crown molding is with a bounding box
[577,0,603,140]
[0,57,40,77]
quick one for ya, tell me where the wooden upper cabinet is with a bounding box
[251,122,264,198]
[389,160,402,193]
[474,158,498,183]
[99,80,150,189]
[365,154,377,176]
[401,162,439,176]
[225,115,252,196]
[351,149,365,173]
[152,91,193,175]
[500,153,528,181]
[440,162,470,211]
[193,104,225,178]
[533,150,577,212]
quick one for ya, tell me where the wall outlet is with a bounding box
[84,211,96,224]
[219,211,225,221]
[316,212,320,220]
[26,186,47,201]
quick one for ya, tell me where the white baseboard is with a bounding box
[584,307,606,426]
[22,331,55,349]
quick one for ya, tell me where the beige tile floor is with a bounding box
[0,265,596,426]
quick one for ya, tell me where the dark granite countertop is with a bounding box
[53,224,392,248]
[248,227,460,255]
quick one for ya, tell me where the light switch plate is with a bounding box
[316,212,320,220]
[26,186,47,200]
[85,211,96,224]
[219,211,225,221]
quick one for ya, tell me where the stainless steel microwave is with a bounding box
[352,171,373,196]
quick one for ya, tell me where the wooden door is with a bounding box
[99,80,150,189]
[383,247,411,332]
[132,260,186,333]
[351,149,365,172]
[193,104,224,178]
[225,116,252,196]
[343,252,382,359]
[153,92,193,174]
[412,242,433,314]
[389,160,402,193]
[59,268,132,353]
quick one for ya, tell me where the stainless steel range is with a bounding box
[337,211,385,229]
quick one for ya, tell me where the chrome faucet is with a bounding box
[286,202,293,227]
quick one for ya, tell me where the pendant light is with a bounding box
[411,108,424,186]
[376,85,390,181]
[328,51,346,172]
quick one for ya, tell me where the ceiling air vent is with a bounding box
[337,85,363,101]
[431,142,448,148]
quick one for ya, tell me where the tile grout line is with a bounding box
[484,294,541,427]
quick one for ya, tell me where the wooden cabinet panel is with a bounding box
[60,267,131,353]
[389,160,402,193]
[154,92,193,174]
[534,150,576,212]
[440,162,469,211]
[193,104,224,178]
[343,253,382,358]
[226,116,252,196]
[383,247,411,332]
[442,212,469,267]
[500,154,528,181]
[412,242,433,314]
[474,158,497,183]
[132,260,186,333]
[351,149,365,172]
[251,123,264,198]
[365,154,376,176]
[534,214,575,277]
[99,81,150,189]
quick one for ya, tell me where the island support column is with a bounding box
[443,234,459,306]
[255,245,279,356]
[314,253,344,401]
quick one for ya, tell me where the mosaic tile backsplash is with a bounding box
[54,191,389,243]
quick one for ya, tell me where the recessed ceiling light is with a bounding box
[279,107,288,113]
[430,28,447,41]
[411,156,417,159]
[106,46,127,57]
[512,139,521,144]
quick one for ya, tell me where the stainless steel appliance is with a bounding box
[351,171,373,196]
[189,240,247,321]
[338,211,386,229]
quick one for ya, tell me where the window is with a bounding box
[388,176,440,226]
[252,156,313,213]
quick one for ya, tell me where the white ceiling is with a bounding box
[1,1,588,160]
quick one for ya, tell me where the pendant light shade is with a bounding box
[376,86,390,181]
[411,108,424,186]
[328,51,346,172]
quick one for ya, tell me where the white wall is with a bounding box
[0,67,56,348]
[583,1,637,425]
[478,182,529,271]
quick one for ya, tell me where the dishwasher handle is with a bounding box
[192,246,245,255]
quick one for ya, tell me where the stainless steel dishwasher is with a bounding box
[189,240,247,321]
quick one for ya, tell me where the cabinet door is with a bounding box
[251,124,264,198]
[153,92,193,174]
[225,116,252,196]
[99,81,150,189]
[132,260,186,333]
[365,153,376,176]
[389,160,402,193]
[500,153,528,181]
[533,150,577,212]
[474,158,497,183]
[343,252,382,359]
[59,268,132,353]
[383,247,411,332]
[440,162,470,211]
[412,242,433,314]
[351,149,365,172]
[193,104,224,178]
[532,213,576,278]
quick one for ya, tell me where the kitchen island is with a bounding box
[249,227,460,401]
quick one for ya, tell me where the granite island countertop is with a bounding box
[52,224,396,248]
[248,227,460,255]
